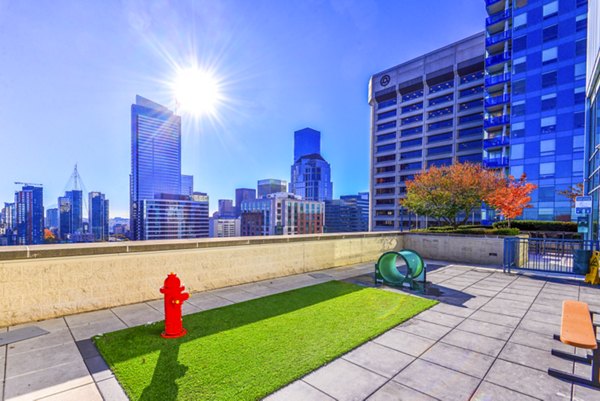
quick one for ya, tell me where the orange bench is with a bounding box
[548,300,599,388]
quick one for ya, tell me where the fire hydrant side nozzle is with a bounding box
[160,272,190,339]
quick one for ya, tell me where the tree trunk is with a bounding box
[507,219,511,228]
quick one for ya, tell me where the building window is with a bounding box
[511,165,524,177]
[375,176,395,184]
[377,109,397,120]
[377,98,397,109]
[400,162,422,171]
[514,12,527,30]
[541,93,556,110]
[402,89,424,102]
[513,57,526,74]
[459,99,483,111]
[428,119,453,130]
[401,126,422,137]
[400,150,422,160]
[399,174,415,182]
[515,0,528,8]
[376,154,395,163]
[376,143,396,153]
[511,143,524,159]
[543,1,558,18]
[542,47,557,65]
[577,0,587,7]
[574,112,585,128]
[375,188,395,195]
[376,132,396,142]
[428,93,453,107]
[459,85,483,98]
[513,36,527,52]
[400,138,422,148]
[459,112,483,124]
[540,162,555,177]
[401,102,423,114]
[458,140,482,152]
[377,121,396,131]
[376,165,395,174]
[574,87,585,104]
[576,13,587,32]
[542,71,557,88]
[428,106,453,119]
[512,100,525,116]
[458,154,482,163]
[541,116,556,134]
[575,62,586,80]
[513,80,526,95]
[576,39,586,57]
[427,145,452,156]
[429,80,454,94]
[540,139,555,155]
[459,71,484,84]
[512,121,525,137]
[427,132,453,143]
[458,126,482,138]
[573,135,584,151]
[401,114,423,126]
[543,25,558,42]
[427,158,452,168]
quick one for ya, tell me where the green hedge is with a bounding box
[492,220,577,232]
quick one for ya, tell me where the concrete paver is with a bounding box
[1,262,599,401]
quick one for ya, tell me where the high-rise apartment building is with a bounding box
[217,199,235,218]
[484,0,588,221]
[58,196,72,241]
[235,188,256,217]
[240,193,324,236]
[130,96,209,240]
[585,0,599,239]
[14,185,44,245]
[290,128,333,201]
[209,217,241,237]
[45,208,59,229]
[181,175,194,196]
[1,202,15,231]
[89,192,109,241]
[368,33,486,231]
[257,179,287,198]
[65,190,83,235]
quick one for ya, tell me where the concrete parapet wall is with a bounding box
[403,233,506,266]
[0,233,403,327]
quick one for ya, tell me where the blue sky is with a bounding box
[0,0,485,216]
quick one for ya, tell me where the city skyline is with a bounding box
[0,0,485,216]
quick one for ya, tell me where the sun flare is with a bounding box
[172,68,222,117]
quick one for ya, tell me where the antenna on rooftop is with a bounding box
[63,163,90,217]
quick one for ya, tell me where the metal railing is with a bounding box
[484,114,510,128]
[504,237,598,275]
[485,52,511,67]
[486,30,511,46]
[483,136,510,149]
[483,156,509,168]
[486,10,511,26]
[485,94,510,108]
[485,73,510,87]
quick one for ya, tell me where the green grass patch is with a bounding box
[94,281,436,401]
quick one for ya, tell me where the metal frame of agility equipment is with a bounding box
[374,249,427,292]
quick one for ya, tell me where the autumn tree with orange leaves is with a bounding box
[403,163,502,228]
[485,174,537,228]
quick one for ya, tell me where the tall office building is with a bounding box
[130,96,208,240]
[14,185,44,245]
[217,199,235,218]
[290,128,333,201]
[45,208,59,229]
[240,193,324,236]
[324,192,369,233]
[89,192,109,241]
[368,33,486,231]
[585,0,599,239]
[58,197,71,241]
[181,175,194,196]
[294,128,321,162]
[257,179,287,198]
[65,190,83,235]
[209,217,241,237]
[1,202,15,230]
[235,188,256,217]
[484,0,588,221]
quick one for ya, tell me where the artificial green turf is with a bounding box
[94,281,436,401]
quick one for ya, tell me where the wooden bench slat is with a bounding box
[560,300,597,350]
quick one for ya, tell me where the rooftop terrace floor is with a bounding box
[2,262,600,400]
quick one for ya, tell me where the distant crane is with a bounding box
[14,182,43,187]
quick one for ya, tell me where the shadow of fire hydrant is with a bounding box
[139,342,188,401]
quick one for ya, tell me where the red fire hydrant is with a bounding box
[160,272,190,339]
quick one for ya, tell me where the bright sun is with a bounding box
[172,68,222,116]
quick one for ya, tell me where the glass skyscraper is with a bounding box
[257,179,287,198]
[89,192,109,241]
[484,0,588,221]
[290,128,333,201]
[130,95,208,240]
[235,188,256,217]
[15,185,44,245]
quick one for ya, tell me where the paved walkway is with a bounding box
[1,262,600,400]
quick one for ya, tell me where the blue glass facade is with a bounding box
[15,185,44,245]
[89,192,109,241]
[294,127,321,162]
[484,0,588,221]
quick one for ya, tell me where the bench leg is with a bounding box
[548,348,600,388]
[551,349,592,364]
